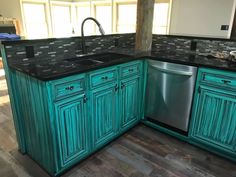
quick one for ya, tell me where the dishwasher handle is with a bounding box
[150,64,193,76]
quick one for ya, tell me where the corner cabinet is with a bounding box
[190,68,236,160]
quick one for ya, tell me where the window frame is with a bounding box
[92,1,112,34]
[50,1,74,37]
[153,0,172,34]
[20,0,52,38]
[74,2,91,36]
[20,0,172,38]
[113,0,137,33]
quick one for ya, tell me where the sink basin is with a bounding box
[66,52,131,66]
[66,58,103,66]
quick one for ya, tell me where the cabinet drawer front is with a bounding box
[90,68,117,88]
[200,69,236,88]
[52,77,86,100]
[120,61,141,78]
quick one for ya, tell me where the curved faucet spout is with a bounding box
[81,17,105,54]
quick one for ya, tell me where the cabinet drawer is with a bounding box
[200,69,236,88]
[51,75,86,100]
[89,67,117,88]
[120,61,142,78]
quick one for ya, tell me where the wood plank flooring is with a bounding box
[0,74,235,177]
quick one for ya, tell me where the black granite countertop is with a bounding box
[7,49,236,81]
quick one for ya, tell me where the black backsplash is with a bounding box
[3,33,236,67]
[152,34,236,53]
[3,33,136,66]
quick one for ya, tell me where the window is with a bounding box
[116,3,137,33]
[94,4,112,34]
[21,0,171,38]
[152,1,170,34]
[51,4,73,37]
[75,4,92,35]
[22,2,49,39]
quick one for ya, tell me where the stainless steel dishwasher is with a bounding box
[145,60,197,133]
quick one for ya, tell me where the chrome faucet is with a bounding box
[81,17,105,54]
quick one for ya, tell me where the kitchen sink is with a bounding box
[66,58,103,66]
[66,52,131,66]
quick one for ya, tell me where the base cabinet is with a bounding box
[120,76,141,132]
[7,60,144,176]
[91,83,118,149]
[190,68,236,159]
[54,94,90,170]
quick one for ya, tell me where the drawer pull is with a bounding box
[65,86,74,91]
[129,68,134,72]
[222,80,231,84]
[101,76,108,80]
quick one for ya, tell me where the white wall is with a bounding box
[0,0,24,35]
[169,0,235,38]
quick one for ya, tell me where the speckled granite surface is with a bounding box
[7,48,236,81]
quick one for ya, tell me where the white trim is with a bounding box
[228,0,236,39]
[20,0,51,39]
[166,0,172,35]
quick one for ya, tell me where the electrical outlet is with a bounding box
[25,46,34,58]
[221,25,229,31]
[190,41,197,51]
[114,38,119,47]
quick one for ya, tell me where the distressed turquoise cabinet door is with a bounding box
[120,76,141,132]
[190,86,236,156]
[54,94,89,170]
[91,83,118,149]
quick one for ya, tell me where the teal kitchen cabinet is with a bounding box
[4,58,144,176]
[190,68,236,160]
[90,83,118,149]
[54,94,90,170]
[120,76,142,132]
[89,66,119,149]
[119,61,143,132]
[89,61,143,149]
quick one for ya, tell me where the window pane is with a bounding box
[153,3,169,34]
[117,4,137,33]
[22,3,48,39]
[76,6,92,35]
[52,5,72,37]
[95,5,112,34]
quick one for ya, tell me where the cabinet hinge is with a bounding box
[115,84,119,92]
[198,86,201,93]
[121,82,125,89]
[83,95,88,103]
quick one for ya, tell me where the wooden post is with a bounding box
[135,0,155,52]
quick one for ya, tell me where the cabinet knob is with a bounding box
[101,76,108,80]
[222,80,231,84]
[65,86,74,91]
[129,68,134,72]
[115,84,119,92]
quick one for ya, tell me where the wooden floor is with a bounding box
[0,73,236,177]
